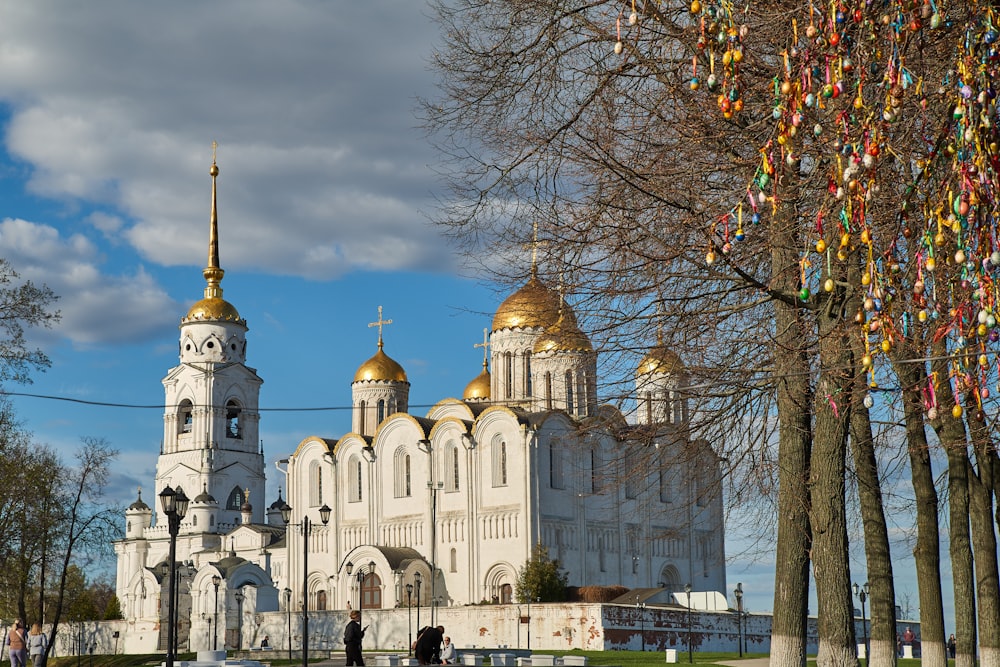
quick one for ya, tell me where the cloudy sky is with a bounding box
[0,1,940,623]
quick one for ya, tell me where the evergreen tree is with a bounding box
[515,543,568,603]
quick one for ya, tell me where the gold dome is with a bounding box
[184,296,242,322]
[463,363,491,401]
[354,344,408,383]
[492,271,562,331]
[637,344,685,375]
[533,311,592,354]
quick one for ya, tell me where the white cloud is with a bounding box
[0,217,178,345]
[0,1,458,280]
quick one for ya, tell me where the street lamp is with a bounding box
[212,575,221,651]
[405,584,414,656]
[734,583,743,658]
[853,581,870,663]
[159,485,189,667]
[636,596,646,651]
[281,502,331,667]
[684,583,693,664]
[346,560,377,621]
[234,588,245,651]
[526,595,531,650]
[284,588,292,658]
[414,572,423,636]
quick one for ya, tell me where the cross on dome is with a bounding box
[368,305,394,349]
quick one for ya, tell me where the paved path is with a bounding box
[717,659,770,667]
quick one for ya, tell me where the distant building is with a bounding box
[113,161,725,652]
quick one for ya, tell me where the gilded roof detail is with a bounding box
[492,273,561,331]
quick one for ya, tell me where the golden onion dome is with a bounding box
[354,343,408,383]
[492,270,562,331]
[463,362,491,401]
[637,343,685,376]
[184,296,242,322]
[533,311,592,354]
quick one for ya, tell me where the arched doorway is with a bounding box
[500,583,512,604]
[316,590,327,611]
[362,573,382,609]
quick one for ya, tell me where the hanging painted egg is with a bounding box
[629,11,638,25]
[952,404,963,418]
[816,239,827,253]
[614,41,623,54]
[824,278,834,292]
[690,77,700,90]
[863,394,875,409]
[862,354,873,368]
[930,13,941,28]
[926,257,937,271]
[928,407,938,419]
[799,287,810,301]
[955,249,967,264]
[706,250,717,265]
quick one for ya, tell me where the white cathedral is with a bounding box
[113,161,726,653]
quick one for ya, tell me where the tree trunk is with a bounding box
[892,349,945,667]
[848,382,897,667]
[967,411,1000,667]
[936,381,976,667]
[769,212,813,667]
[810,292,857,667]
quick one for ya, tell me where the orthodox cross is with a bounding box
[369,305,393,348]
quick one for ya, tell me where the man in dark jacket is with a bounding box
[344,610,367,666]
[415,625,445,665]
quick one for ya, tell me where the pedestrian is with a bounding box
[896,637,903,658]
[415,625,444,665]
[28,624,47,667]
[947,634,956,659]
[5,620,27,667]
[344,609,367,666]
[440,636,456,664]
[260,636,269,649]
[903,626,915,646]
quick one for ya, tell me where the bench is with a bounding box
[490,654,516,667]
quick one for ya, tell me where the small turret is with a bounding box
[125,487,153,539]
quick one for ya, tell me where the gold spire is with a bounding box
[475,327,490,371]
[203,141,225,300]
[183,144,242,323]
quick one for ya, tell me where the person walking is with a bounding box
[27,624,47,667]
[5,620,27,667]
[415,625,444,665]
[947,634,956,659]
[344,610,367,666]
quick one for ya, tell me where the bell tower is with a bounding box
[156,150,266,534]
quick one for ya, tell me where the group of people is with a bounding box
[4,620,48,667]
[343,613,455,667]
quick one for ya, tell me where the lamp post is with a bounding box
[159,485,189,667]
[284,588,292,658]
[234,588,245,651]
[526,595,531,651]
[414,572,423,636]
[734,583,743,658]
[684,583,693,664]
[636,596,646,652]
[406,584,414,656]
[427,480,443,626]
[212,575,221,651]
[281,502,331,667]
[346,561,377,622]
[853,581,870,664]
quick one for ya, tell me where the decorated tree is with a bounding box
[428,2,1000,667]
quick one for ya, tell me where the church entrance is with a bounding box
[362,573,382,609]
[500,583,512,604]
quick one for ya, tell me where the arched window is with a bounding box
[549,442,564,489]
[491,436,508,487]
[565,371,574,414]
[659,469,673,503]
[590,448,602,494]
[316,590,327,611]
[544,373,553,409]
[310,462,323,506]
[377,399,386,424]
[394,448,412,498]
[225,400,242,439]
[450,548,457,572]
[445,442,460,492]
[358,400,367,434]
[348,455,362,503]
[504,352,513,399]
[178,399,194,434]
[523,353,532,396]
[226,486,245,510]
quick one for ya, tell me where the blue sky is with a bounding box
[0,1,945,625]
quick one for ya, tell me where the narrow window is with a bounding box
[359,400,367,434]
[504,352,513,399]
[545,373,553,410]
[450,548,457,573]
[348,455,362,502]
[491,437,508,487]
[309,462,322,506]
[227,486,244,510]
[405,455,412,496]
[446,444,460,492]
[377,400,386,424]
[524,353,532,396]
[659,470,672,503]
[565,371,574,414]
